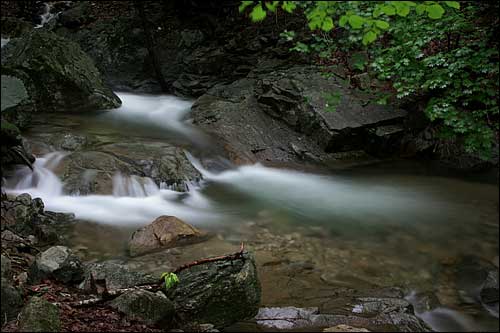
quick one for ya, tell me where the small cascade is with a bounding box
[112,173,160,197]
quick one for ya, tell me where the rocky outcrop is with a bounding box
[168,252,261,329]
[31,246,84,284]
[109,290,175,326]
[1,74,35,129]
[192,66,407,164]
[2,29,121,112]
[128,216,204,257]
[1,193,75,246]
[18,296,61,332]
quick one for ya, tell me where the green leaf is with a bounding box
[239,1,253,13]
[395,3,410,17]
[362,30,377,45]
[321,17,334,31]
[381,4,396,16]
[265,1,279,12]
[415,4,426,15]
[339,15,348,27]
[161,272,180,291]
[427,4,445,19]
[250,4,267,22]
[444,1,460,9]
[282,1,297,13]
[374,20,390,30]
[348,15,364,29]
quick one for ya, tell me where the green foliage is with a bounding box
[239,1,498,157]
[160,272,179,291]
[323,92,342,112]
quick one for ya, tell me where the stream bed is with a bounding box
[5,93,499,332]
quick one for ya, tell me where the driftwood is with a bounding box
[53,243,246,308]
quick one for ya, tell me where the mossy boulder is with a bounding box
[109,290,175,326]
[1,278,23,326]
[2,29,121,112]
[168,252,261,329]
[18,296,61,332]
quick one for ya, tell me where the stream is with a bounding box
[4,93,499,332]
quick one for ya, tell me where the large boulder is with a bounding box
[109,290,175,326]
[168,252,261,329]
[2,29,121,112]
[18,296,61,332]
[192,66,407,165]
[1,120,34,171]
[128,216,204,257]
[31,246,84,284]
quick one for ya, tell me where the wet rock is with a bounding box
[168,252,261,328]
[128,216,204,257]
[79,261,157,292]
[255,307,320,330]
[109,290,175,326]
[255,304,430,332]
[1,120,34,172]
[350,297,413,315]
[18,296,61,332]
[1,74,35,129]
[52,140,201,195]
[32,246,84,284]
[406,291,442,314]
[323,325,370,332]
[2,29,120,112]
[57,1,92,29]
[192,66,407,164]
[1,278,23,326]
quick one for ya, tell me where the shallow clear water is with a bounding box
[4,93,498,332]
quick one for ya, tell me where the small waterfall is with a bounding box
[112,173,160,197]
[4,152,218,226]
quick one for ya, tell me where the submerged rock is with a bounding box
[2,29,121,112]
[31,246,84,284]
[168,252,261,329]
[128,216,204,257]
[18,296,61,332]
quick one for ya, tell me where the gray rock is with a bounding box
[1,74,35,129]
[128,216,204,257]
[19,296,61,332]
[1,278,23,326]
[2,29,121,112]
[192,66,407,164]
[32,246,84,283]
[109,290,175,326]
[1,254,12,280]
[351,297,413,315]
[169,252,261,329]
[79,261,157,292]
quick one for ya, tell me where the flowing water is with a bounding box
[4,93,499,332]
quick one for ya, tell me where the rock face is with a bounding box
[79,261,157,292]
[168,252,261,329]
[192,66,407,164]
[18,296,61,332]
[1,120,34,171]
[32,246,84,284]
[109,290,175,326]
[128,216,203,257]
[2,29,121,112]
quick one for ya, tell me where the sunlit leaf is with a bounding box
[250,4,267,22]
[427,3,445,19]
[348,15,364,29]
